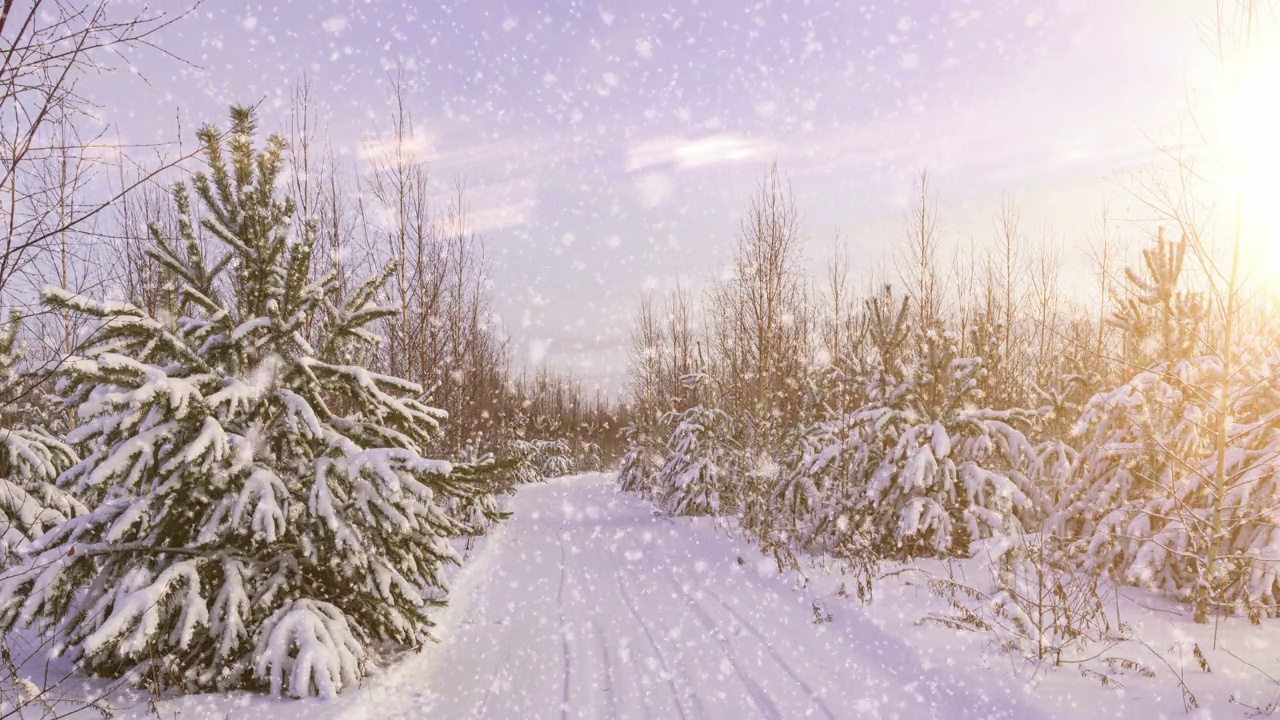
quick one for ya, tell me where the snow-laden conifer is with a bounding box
[745,333,872,557]
[0,108,490,698]
[658,405,732,516]
[617,423,663,497]
[655,373,732,516]
[1052,236,1280,613]
[0,313,84,557]
[532,438,573,478]
[1050,356,1280,612]
[853,320,1037,558]
[757,414,855,552]
[744,287,1036,560]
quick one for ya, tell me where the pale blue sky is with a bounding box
[93,0,1210,391]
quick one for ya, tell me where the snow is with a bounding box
[254,600,365,699]
[81,561,207,657]
[111,475,1009,716]
[7,473,1278,717]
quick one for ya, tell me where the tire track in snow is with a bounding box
[656,524,1048,720]
[563,523,622,720]
[473,641,513,719]
[557,531,573,720]
[592,619,620,720]
[371,474,1049,720]
[616,570,696,720]
[576,526,669,720]
[469,536,516,719]
[660,571,788,720]
[697,584,838,720]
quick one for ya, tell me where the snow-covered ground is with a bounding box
[107,472,1280,718]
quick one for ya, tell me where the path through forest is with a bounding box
[377,472,1043,719]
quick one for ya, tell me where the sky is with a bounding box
[91,0,1216,393]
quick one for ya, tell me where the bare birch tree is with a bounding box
[706,163,809,454]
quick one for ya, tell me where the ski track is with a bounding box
[371,472,1049,719]
[680,580,837,720]
[616,563,696,720]
[557,535,572,720]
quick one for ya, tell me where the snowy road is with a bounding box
[385,472,1044,720]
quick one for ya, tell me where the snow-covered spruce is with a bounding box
[656,403,732,516]
[735,293,1038,561]
[1051,352,1280,613]
[0,312,85,558]
[746,414,853,553]
[1050,234,1280,615]
[1052,360,1211,598]
[1027,366,1094,516]
[446,437,554,532]
[850,322,1037,559]
[0,108,493,698]
[501,439,548,486]
[616,423,663,498]
[739,343,871,555]
[577,440,604,472]
[532,438,573,478]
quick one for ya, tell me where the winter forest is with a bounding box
[3,0,1280,718]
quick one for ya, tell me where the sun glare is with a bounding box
[1232,53,1280,283]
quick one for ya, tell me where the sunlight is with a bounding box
[1232,52,1280,281]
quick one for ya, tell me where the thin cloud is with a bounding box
[466,201,535,233]
[626,134,771,172]
[357,133,437,164]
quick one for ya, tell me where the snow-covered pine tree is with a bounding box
[756,412,855,553]
[1056,357,1230,602]
[1047,350,1280,611]
[658,405,732,516]
[503,438,547,486]
[1050,234,1205,587]
[0,313,84,559]
[965,307,1060,524]
[0,107,491,698]
[852,305,1037,559]
[656,372,732,516]
[1107,231,1205,370]
[533,438,573,478]
[749,332,877,548]
[1027,352,1095,516]
[446,444,513,534]
[577,439,603,472]
[1052,234,1280,615]
[617,422,665,498]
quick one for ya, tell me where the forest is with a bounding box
[0,0,617,711]
[2,0,1280,717]
[611,1,1280,710]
